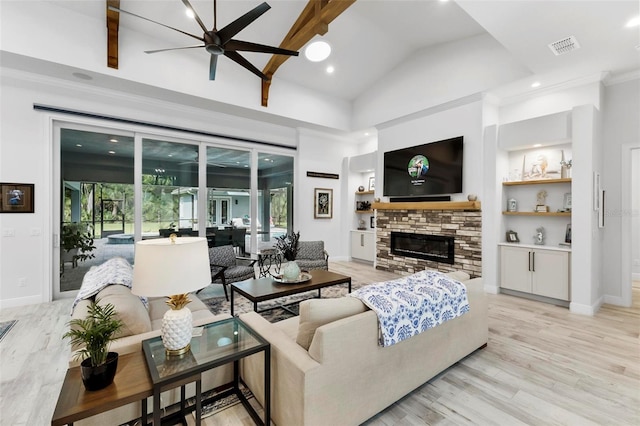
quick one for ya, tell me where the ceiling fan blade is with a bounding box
[225,39,299,56]
[108,6,204,43]
[145,45,204,54]
[224,51,268,81]
[209,55,218,80]
[217,2,271,44]
[181,0,209,34]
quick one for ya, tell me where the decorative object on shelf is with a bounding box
[467,194,478,201]
[562,193,572,211]
[370,216,375,228]
[534,227,545,245]
[368,176,375,191]
[564,224,572,244]
[509,168,522,181]
[274,231,300,261]
[535,190,548,212]
[560,150,572,178]
[358,185,365,192]
[0,182,34,213]
[506,230,520,243]
[521,149,563,180]
[132,235,211,356]
[356,201,371,211]
[314,188,333,219]
[63,302,123,391]
[374,197,380,203]
[358,219,366,230]
[282,261,301,281]
[507,198,518,212]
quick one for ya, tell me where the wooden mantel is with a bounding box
[372,201,481,211]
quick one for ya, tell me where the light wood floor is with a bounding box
[0,263,638,425]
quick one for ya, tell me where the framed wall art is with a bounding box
[314,188,333,219]
[0,183,34,213]
[505,230,520,243]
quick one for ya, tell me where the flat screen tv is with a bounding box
[383,136,463,197]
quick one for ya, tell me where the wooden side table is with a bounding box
[51,351,152,426]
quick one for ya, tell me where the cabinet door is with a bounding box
[500,246,532,292]
[531,250,569,300]
[351,231,374,261]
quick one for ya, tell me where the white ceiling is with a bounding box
[49,0,639,102]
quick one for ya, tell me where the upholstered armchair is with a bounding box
[294,241,329,271]
[197,245,256,301]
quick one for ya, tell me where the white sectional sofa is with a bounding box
[240,271,488,426]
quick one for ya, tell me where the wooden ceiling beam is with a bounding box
[106,0,120,69]
[261,0,355,107]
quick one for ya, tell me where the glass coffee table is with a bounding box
[142,317,270,426]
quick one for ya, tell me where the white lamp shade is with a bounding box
[132,237,210,297]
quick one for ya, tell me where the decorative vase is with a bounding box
[282,261,301,281]
[81,352,118,391]
[358,185,365,192]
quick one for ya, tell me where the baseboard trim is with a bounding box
[0,294,44,309]
[569,296,603,316]
[603,294,632,308]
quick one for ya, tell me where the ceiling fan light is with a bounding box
[305,41,331,62]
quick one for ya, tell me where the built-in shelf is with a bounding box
[373,201,481,211]
[502,211,571,217]
[503,178,571,186]
[355,210,374,214]
[355,190,375,195]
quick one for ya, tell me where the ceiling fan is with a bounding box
[109,0,299,81]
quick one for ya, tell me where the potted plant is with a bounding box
[274,231,300,261]
[61,223,96,266]
[63,302,123,391]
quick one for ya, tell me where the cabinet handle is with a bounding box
[531,251,536,272]
[528,251,531,271]
[360,234,364,247]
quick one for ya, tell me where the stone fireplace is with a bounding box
[375,201,481,277]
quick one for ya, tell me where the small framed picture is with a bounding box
[313,188,333,219]
[368,176,375,191]
[506,230,520,243]
[370,216,375,228]
[563,193,572,210]
[0,183,34,213]
[565,224,572,244]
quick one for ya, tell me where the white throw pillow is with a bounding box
[296,298,366,350]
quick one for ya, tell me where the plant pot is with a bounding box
[80,352,118,391]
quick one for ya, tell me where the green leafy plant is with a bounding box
[63,303,123,367]
[61,223,96,263]
[274,231,300,261]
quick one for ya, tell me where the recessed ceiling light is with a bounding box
[326,65,335,74]
[533,144,542,148]
[625,15,640,28]
[364,132,370,136]
[531,82,541,88]
[168,154,173,157]
[109,138,118,143]
[305,41,331,62]
[76,144,82,147]
[185,8,195,19]
[108,150,116,154]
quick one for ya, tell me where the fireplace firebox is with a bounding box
[390,232,455,264]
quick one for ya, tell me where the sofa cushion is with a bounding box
[296,297,367,350]
[95,284,152,339]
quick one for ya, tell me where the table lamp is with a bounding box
[132,235,211,356]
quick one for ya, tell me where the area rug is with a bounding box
[0,320,17,343]
[199,277,366,323]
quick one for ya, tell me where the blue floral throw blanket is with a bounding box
[349,270,470,347]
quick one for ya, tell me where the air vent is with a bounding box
[548,36,581,56]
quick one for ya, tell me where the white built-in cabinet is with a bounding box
[500,244,570,301]
[351,230,375,262]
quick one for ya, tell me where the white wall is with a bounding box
[601,78,640,304]
[633,149,640,278]
[296,129,358,262]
